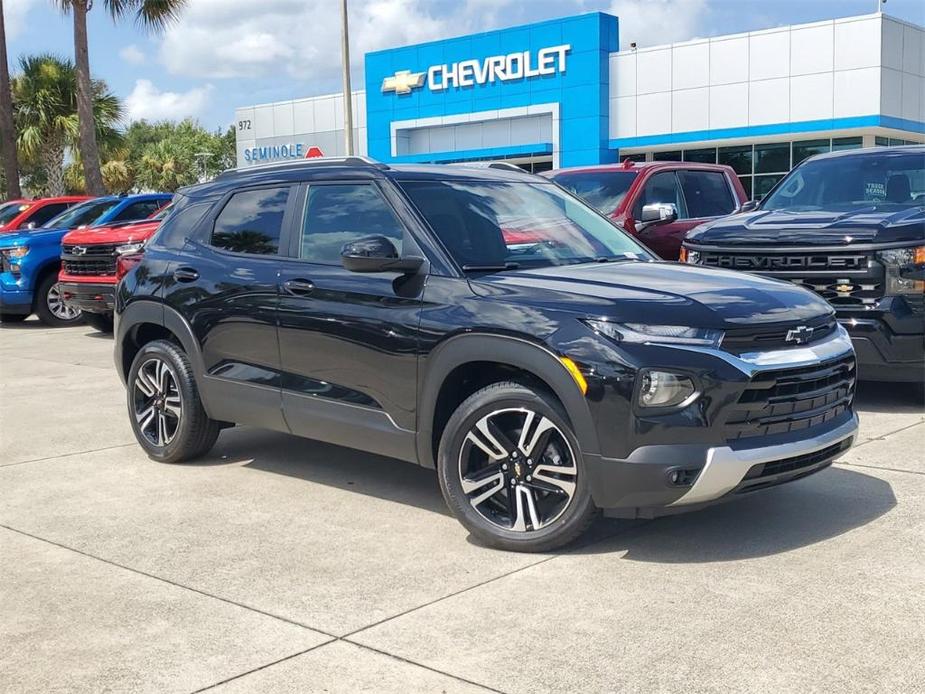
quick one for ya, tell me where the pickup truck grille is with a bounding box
[722,314,837,355]
[62,243,118,276]
[697,251,884,308]
[724,355,856,441]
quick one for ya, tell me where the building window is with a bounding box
[875,136,890,146]
[753,174,784,199]
[653,150,682,162]
[718,146,752,175]
[832,137,862,151]
[682,148,717,164]
[754,143,790,174]
[792,139,830,166]
[620,153,647,163]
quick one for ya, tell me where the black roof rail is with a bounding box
[220,155,389,177]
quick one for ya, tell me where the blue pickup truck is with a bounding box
[0,193,171,326]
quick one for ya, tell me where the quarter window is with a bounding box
[300,184,404,264]
[211,186,290,255]
[678,171,736,218]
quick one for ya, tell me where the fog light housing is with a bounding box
[638,370,696,408]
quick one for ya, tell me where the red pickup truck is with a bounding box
[0,196,89,233]
[545,160,747,260]
[58,205,170,332]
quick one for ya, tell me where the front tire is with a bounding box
[84,312,114,333]
[438,381,597,552]
[34,273,83,327]
[127,339,220,463]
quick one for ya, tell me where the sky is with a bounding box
[4,0,924,132]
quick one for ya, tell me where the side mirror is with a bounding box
[638,203,678,230]
[737,199,760,213]
[25,222,36,230]
[341,235,424,274]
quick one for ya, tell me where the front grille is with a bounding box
[62,243,118,276]
[734,438,852,493]
[724,355,856,441]
[722,314,837,355]
[698,251,884,308]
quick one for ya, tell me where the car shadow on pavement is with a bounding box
[854,380,924,412]
[200,426,896,561]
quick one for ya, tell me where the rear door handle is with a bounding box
[282,278,315,296]
[173,267,199,282]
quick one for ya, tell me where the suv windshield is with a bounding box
[43,198,119,229]
[0,202,28,225]
[763,150,925,211]
[400,180,650,269]
[549,170,637,214]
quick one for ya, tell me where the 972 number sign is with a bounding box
[237,119,252,132]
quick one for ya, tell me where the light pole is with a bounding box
[340,0,355,156]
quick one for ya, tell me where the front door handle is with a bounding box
[282,278,315,296]
[173,266,199,282]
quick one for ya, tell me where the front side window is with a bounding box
[211,186,290,255]
[300,184,404,264]
[633,171,688,220]
[678,171,736,218]
[400,180,650,270]
[763,151,925,211]
[43,199,120,229]
[550,170,638,215]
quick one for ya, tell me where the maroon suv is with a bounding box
[546,160,748,260]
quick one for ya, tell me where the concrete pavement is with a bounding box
[1,319,923,693]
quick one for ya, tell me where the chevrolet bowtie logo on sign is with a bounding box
[381,70,426,95]
[382,44,571,95]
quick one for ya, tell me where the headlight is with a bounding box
[877,245,925,296]
[585,319,723,347]
[116,241,145,255]
[638,369,697,408]
[1,246,29,260]
[684,249,700,264]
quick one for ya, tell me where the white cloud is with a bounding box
[124,79,213,121]
[119,44,146,65]
[606,0,707,49]
[3,0,39,40]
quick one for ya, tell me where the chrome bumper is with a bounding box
[669,414,859,506]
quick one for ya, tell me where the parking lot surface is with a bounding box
[1,320,923,693]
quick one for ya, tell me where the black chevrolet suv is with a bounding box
[683,146,924,384]
[115,157,858,552]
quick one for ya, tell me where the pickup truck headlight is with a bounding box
[115,241,145,255]
[679,247,700,264]
[1,246,29,273]
[586,320,723,347]
[877,245,925,296]
[638,369,697,408]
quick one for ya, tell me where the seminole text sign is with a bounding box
[381,44,571,95]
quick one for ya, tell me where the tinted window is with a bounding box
[43,199,119,229]
[0,202,30,225]
[400,180,650,269]
[300,184,404,264]
[111,200,164,223]
[26,202,72,227]
[211,187,290,255]
[154,195,211,249]
[633,171,688,220]
[678,171,736,218]
[551,171,637,214]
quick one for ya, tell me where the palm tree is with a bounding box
[12,54,121,196]
[0,3,22,198]
[54,0,186,196]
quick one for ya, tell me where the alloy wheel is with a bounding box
[132,358,182,447]
[458,407,577,532]
[46,283,81,321]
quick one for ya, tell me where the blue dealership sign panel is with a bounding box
[365,13,619,168]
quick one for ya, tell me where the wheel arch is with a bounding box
[417,333,600,469]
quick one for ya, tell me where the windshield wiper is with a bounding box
[461,262,520,272]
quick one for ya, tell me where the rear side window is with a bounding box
[678,171,737,218]
[26,202,71,227]
[211,187,290,255]
[299,184,404,264]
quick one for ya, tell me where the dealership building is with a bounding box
[234,10,924,198]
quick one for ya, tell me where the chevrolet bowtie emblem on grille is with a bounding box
[72,246,87,256]
[785,325,814,344]
[834,284,854,293]
[381,70,425,95]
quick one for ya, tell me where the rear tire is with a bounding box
[127,339,220,463]
[34,273,83,327]
[84,312,114,334]
[438,381,597,552]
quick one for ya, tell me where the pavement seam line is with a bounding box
[187,641,337,693]
[850,420,925,451]
[0,443,137,468]
[0,352,117,371]
[835,461,925,476]
[0,524,339,638]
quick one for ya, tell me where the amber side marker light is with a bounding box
[560,356,588,396]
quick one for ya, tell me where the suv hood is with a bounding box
[686,205,925,247]
[63,219,160,245]
[469,260,833,329]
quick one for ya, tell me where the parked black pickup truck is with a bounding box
[683,146,924,384]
